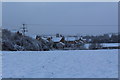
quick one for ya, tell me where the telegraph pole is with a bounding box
[20,24,28,48]
[21,24,28,36]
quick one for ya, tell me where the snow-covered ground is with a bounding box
[102,43,119,47]
[0,52,2,79]
[84,43,119,49]
[2,50,118,78]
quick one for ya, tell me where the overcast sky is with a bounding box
[2,2,118,36]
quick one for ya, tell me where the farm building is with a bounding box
[65,37,84,44]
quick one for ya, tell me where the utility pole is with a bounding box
[20,24,28,48]
[21,24,28,36]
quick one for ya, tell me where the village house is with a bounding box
[36,35,50,42]
[51,37,64,43]
[35,34,86,49]
[36,34,85,44]
[64,36,84,44]
[49,37,65,49]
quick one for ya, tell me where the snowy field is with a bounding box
[0,52,2,79]
[2,50,118,78]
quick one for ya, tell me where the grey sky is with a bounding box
[2,2,118,36]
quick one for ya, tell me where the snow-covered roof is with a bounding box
[59,42,65,45]
[41,37,48,40]
[88,39,92,42]
[41,37,49,42]
[44,36,56,38]
[108,34,112,38]
[51,37,63,42]
[28,35,36,39]
[65,37,79,41]
[11,30,18,33]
